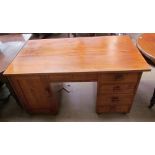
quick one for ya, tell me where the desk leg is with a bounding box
[8,76,62,114]
[149,88,155,108]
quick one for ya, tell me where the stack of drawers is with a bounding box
[96,72,141,113]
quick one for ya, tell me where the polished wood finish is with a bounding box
[137,33,155,64]
[97,72,142,113]
[5,35,150,75]
[8,75,62,113]
[6,72,141,113]
[4,36,150,113]
[137,33,155,108]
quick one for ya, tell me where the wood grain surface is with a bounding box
[96,72,142,113]
[8,75,62,114]
[137,33,155,64]
[4,35,150,75]
[4,35,150,114]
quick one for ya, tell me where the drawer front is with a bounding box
[97,105,131,113]
[48,73,97,82]
[97,94,133,106]
[99,83,136,94]
[99,73,140,83]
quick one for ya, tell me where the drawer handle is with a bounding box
[113,86,120,91]
[111,97,119,102]
[115,74,124,80]
[45,86,52,97]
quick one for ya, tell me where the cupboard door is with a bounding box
[9,75,62,114]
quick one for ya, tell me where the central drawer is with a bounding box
[97,94,133,106]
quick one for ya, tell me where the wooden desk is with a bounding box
[4,36,150,114]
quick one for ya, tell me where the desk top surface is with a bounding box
[0,34,31,73]
[4,35,150,75]
[137,33,155,62]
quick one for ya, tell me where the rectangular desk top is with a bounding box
[0,34,31,73]
[4,35,150,75]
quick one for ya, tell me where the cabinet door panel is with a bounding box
[9,76,62,113]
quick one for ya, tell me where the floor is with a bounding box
[0,33,155,122]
